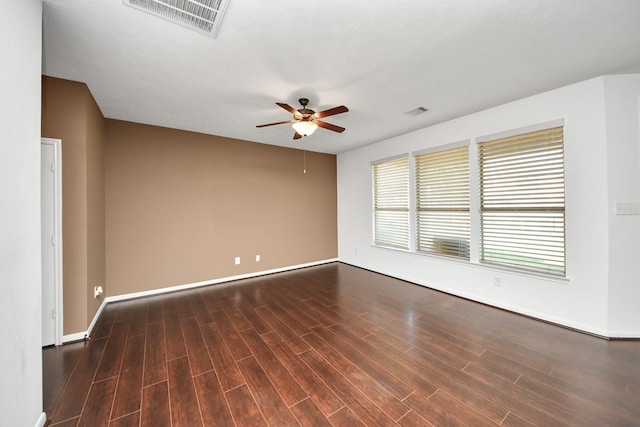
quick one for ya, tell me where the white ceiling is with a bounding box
[42,0,640,154]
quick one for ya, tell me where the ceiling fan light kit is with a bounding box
[292,121,318,137]
[256,97,349,140]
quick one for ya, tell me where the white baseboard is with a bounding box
[104,259,337,304]
[342,261,620,339]
[87,298,109,336]
[426,282,611,338]
[410,280,610,338]
[607,330,640,339]
[62,331,87,343]
[83,259,338,339]
[66,259,640,343]
[34,412,46,427]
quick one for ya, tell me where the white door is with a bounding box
[41,139,62,346]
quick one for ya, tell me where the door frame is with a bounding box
[41,138,63,346]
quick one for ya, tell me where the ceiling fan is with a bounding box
[256,98,349,139]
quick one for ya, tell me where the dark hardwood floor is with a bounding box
[43,262,640,426]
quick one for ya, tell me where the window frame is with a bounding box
[477,122,566,276]
[415,142,471,260]
[371,155,410,250]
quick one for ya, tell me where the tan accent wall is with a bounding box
[41,76,106,335]
[42,76,337,332]
[105,120,337,296]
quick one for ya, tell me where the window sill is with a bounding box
[370,244,571,284]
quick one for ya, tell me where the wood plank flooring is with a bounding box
[43,262,640,426]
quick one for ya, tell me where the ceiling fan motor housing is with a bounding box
[297,98,315,120]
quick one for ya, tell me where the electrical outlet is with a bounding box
[94,285,104,298]
[234,257,240,265]
[493,277,502,287]
[256,255,260,262]
[616,202,640,215]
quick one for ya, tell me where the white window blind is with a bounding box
[416,145,470,259]
[479,126,565,275]
[373,157,409,249]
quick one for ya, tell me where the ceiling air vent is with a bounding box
[124,0,230,38]
[405,106,429,116]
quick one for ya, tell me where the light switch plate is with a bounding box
[615,202,640,215]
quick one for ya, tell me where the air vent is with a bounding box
[405,106,429,116]
[124,0,230,38]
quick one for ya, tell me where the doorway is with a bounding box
[41,138,62,346]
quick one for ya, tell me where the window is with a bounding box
[415,145,470,259]
[372,157,409,249]
[478,126,565,275]
[370,121,566,278]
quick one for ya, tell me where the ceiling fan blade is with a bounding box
[315,105,349,119]
[293,132,302,140]
[317,120,346,133]
[256,120,293,128]
[276,102,300,115]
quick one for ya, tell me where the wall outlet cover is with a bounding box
[94,285,104,298]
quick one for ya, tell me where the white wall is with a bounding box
[0,1,46,426]
[604,75,640,337]
[338,75,640,337]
